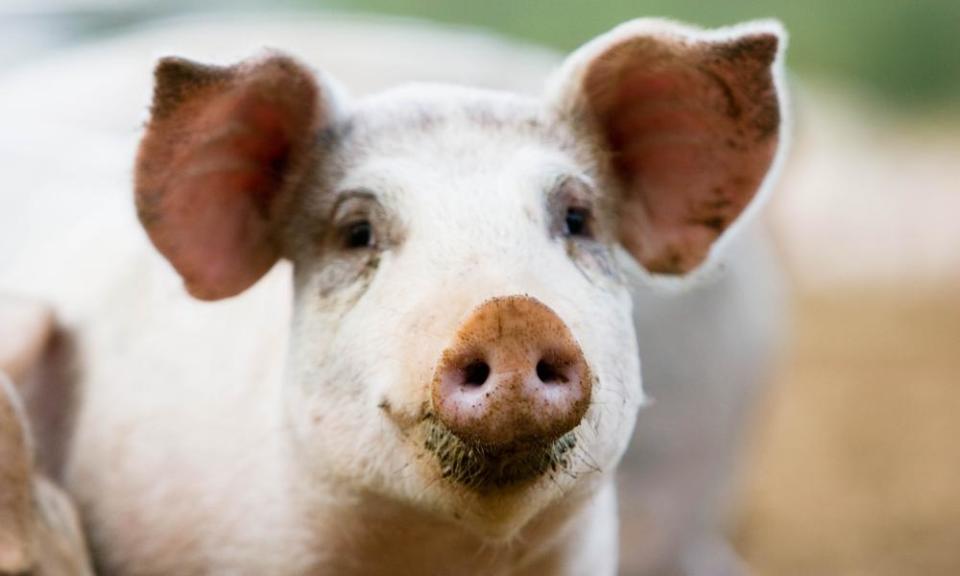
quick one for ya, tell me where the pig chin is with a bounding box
[422,417,579,491]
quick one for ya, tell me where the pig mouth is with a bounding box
[422,418,578,491]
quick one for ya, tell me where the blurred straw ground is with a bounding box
[733,291,960,576]
[728,76,960,576]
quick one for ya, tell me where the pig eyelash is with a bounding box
[330,190,384,251]
[549,175,598,241]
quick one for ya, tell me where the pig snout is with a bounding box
[431,296,591,448]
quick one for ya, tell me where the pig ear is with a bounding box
[550,20,786,274]
[136,53,336,300]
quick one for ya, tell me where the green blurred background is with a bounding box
[314,0,960,113]
[3,0,959,114]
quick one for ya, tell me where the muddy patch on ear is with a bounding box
[705,33,781,141]
[557,24,783,275]
[422,417,577,491]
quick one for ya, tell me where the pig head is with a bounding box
[108,17,786,573]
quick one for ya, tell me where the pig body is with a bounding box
[623,227,785,575]
[0,15,787,575]
[0,308,94,576]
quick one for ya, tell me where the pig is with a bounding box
[0,299,94,576]
[0,16,787,576]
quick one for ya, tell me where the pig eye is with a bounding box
[564,207,591,238]
[342,220,374,249]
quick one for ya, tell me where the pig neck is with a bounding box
[288,473,618,576]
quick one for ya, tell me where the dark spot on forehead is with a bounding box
[463,104,546,132]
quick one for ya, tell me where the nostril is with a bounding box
[536,358,568,384]
[462,360,491,387]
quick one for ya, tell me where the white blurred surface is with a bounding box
[773,84,960,292]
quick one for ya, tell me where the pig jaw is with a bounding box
[280,458,619,574]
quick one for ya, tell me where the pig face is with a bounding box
[134,19,785,538]
[279,86,642,534]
